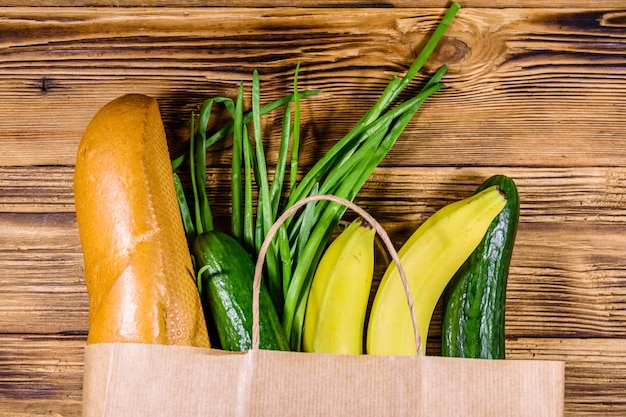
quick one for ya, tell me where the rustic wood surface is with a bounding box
[1,2,626,416]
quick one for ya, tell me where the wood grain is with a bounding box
[0,4,625,417]
[1,1,626,8]
[0,335,84,417]
[1,8,625,168]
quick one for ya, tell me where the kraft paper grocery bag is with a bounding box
[82,342,564,416]
[82,195,565,416]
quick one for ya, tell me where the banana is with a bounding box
[366,185,507,356]
[303,218,376,354]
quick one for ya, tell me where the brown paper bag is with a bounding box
[83,342,564,416]
[82,195,565,416]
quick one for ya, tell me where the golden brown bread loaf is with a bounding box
[74,94,210,347]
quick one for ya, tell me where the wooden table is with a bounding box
[1,0,625,415]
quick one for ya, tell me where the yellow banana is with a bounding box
[303,218,376,354]
[366,185,507,356]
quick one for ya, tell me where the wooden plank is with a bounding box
[1,1,625,8]
[0,211,88,335]
[509,338,626,416]
[0,166,75,213]
[0,334,84,417]
[0,7,624,167]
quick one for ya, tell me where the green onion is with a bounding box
[173,172,195,246]
[173,1,461,351]
[242,124,255,252]
[251,71,273,249]
[187,112,204,234]
[290,62,301,193]
[270,103,292,219]
[231,83,245,242]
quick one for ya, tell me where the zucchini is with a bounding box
[441,175,520,359]
[192,230,290,352]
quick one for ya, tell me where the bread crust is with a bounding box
[74,94,210,347]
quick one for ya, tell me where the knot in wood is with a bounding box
[428,36,470,68]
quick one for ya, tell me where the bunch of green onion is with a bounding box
[174,2,460,351]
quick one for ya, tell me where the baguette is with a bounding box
[74,94,210,347]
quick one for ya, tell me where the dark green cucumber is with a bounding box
[441,175,520,359]
[192,230,289,352]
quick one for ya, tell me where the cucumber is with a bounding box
[192,230,290,352]
[441,175,520,359]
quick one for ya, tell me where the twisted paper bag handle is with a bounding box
[252,194,421,355]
